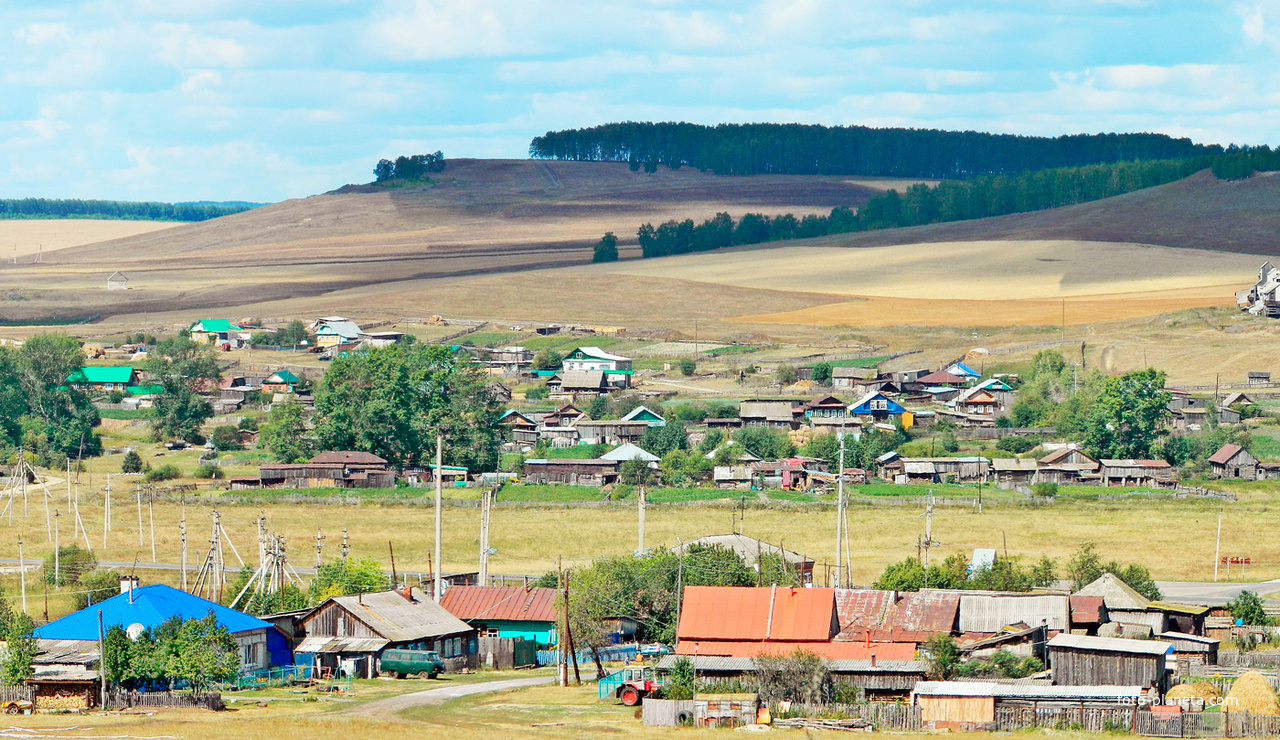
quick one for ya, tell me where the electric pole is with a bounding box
[433,434,443,601]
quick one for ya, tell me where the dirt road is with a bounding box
[344,676,556,717]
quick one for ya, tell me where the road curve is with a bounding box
[344,676,556,717]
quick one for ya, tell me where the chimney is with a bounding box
[401,586,414,603]
[119,575,139,600]
[871,653,877,667]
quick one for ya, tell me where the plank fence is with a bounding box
[642,698,694,727]
[106,690,223,711]
[1219,652,1280,668]
[0,686,34,704]
[996,706,1133,732]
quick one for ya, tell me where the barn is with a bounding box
[1047,633,1171,692]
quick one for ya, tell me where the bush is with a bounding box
[811,362,833,385]
[44,545,97,586]
[593,232,619,263]
[776,365,798,384]
[677,358,696,376]
[107,390,125,404]
[143,464,182,483]
[75,569,121,609]
[120,450,143,474]
[1031,481,1059,497]
[996,436,1036,453]
[237,416,259,431]
[210,425,241,451]
[525,383,549,401]
[194,463,224,480]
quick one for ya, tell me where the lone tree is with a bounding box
[146,336,220,442]
[593,232,619,263]
[1084,368,1171,460]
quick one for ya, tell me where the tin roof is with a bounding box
[295,636,389,653]
[834,589,959,643]
[33,584,269,640]
[69,366,135,384]
[676,639,915,661]
[309,451,388,466]
[916,371,966,385]
[677,586,836,642]
[439,586,558,624]
[1076,573,1151,610]
[568,346,631,362]
[659,654,924,674]
[1099,459,1172,468]
[913,681,1143,699]
[599,443,660,462]
[1048,633,1172,656]
[312,588,473,643]
[958,592,1071,632]
[1208,444,1246,465]
[1070,595,1107,624]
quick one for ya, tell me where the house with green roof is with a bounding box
[263,370,300,393]
[68,366,138,392]
[189,319,245,344]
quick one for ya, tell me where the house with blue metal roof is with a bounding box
[34,581,290,671]
[848,391,905,421]
[946,361,982,379]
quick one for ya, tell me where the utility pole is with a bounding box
[341,528,349,563]
[835,431,846,588]
[180,509,188,592]
[564,568,580,685]
[675,537,684,630]
[478,487,492,586]
[637,486,646,555]
[1214,510,1222,582]
[17,536,26,614]
[98,610,106,710]
[136,485,142,547]
[53,510,60,586]
[315,528,325,569]
[148,490,156,562]
[433,434,443,601]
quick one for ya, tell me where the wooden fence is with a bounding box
[478,637,537,670]
[777,702,922,731]
[106,690,224,711]
[1219,652,1280,668]
[958,427,1056,440]
[996,706,1133,732]
[0,686,34,704]
[642,698,694,727]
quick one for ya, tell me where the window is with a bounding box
[486,627,499,637]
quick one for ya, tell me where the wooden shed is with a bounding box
[521,458,619,486]
[1158,632,1219,671]
[1047,633,1171,692]
[914,681,1145,729]
[1209,443,1259,479]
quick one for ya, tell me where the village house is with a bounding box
[188,319,245,345]
[68,366,138,393]
[621,405,666,427]
[991,458,1038,486]
[953,387,1001,417]
[1249,370,1271,385]
[599,442,660,465]
[574,419,650,446]
[880,456,989,484]
[848,391,907,424]
[259,451,394,489]
[1222,391,1255,408]
[546,370,611,396]
[802,394,849,418]
[262,370,300,394]
[357,330,405,348]
[561,346,633,388]
[297,587,476,677]
[1036,446,1101,484]
[313,318,362,346]
[831,366,878,389]
[1099,459,1174,487]
[909,371,969,391]
[439,586,559,646]
[106,271,129,290]
[1209,443,1259,479]
[499,409,540,447]
[739,399,802,429]
[1076,573,1209,636]
[521,458,619,486]
[541,403,583,427]
[34,579,289,672]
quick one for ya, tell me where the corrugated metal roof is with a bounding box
[33,584,270,640]
[1208,444,1245,465]
[599,443,660,462]
[834,589,959,643]
[1048,633,1172,655]
[309,451,387,465]
[677,586,835,642]
[913,681,1143,699]
[658,655,924,674]
[958,592,1070,632]
[1071,596,1106,624]
[676,640,915,661]
[320,588,473,642]
[992,459,1038,471]
[439,586,558,623]
[295,636,389,653]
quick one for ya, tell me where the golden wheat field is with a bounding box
[0,219,177,258]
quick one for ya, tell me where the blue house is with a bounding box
[34,581,290,671]
[848,391,905,421]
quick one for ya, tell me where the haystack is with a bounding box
[1225,671,1280,715]
[1167,681,1222,708]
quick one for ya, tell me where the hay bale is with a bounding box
[1225,671,1280,715]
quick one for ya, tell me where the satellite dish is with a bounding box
[126,623,145,641]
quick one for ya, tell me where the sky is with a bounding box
[3,0,1280,203]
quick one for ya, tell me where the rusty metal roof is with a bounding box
[309,451,387,466]
[677,586,836,642]
[312,587,473,643]
[834,589,959,643]
[1208,443,1245,465]
[1070,595,1106,624]
[439,586,558,623]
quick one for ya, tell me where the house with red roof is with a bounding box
[1208,443,1259,479]
[439,586,558,647]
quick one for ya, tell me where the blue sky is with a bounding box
[2,0,1278,202]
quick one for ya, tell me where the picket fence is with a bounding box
[106,690,224,711]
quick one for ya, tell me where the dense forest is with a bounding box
[530,122,1226,178]
[628,148,1280,259]
[0,198,257,221]
[373,152,446,181]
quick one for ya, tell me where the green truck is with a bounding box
[379,649,444,679]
